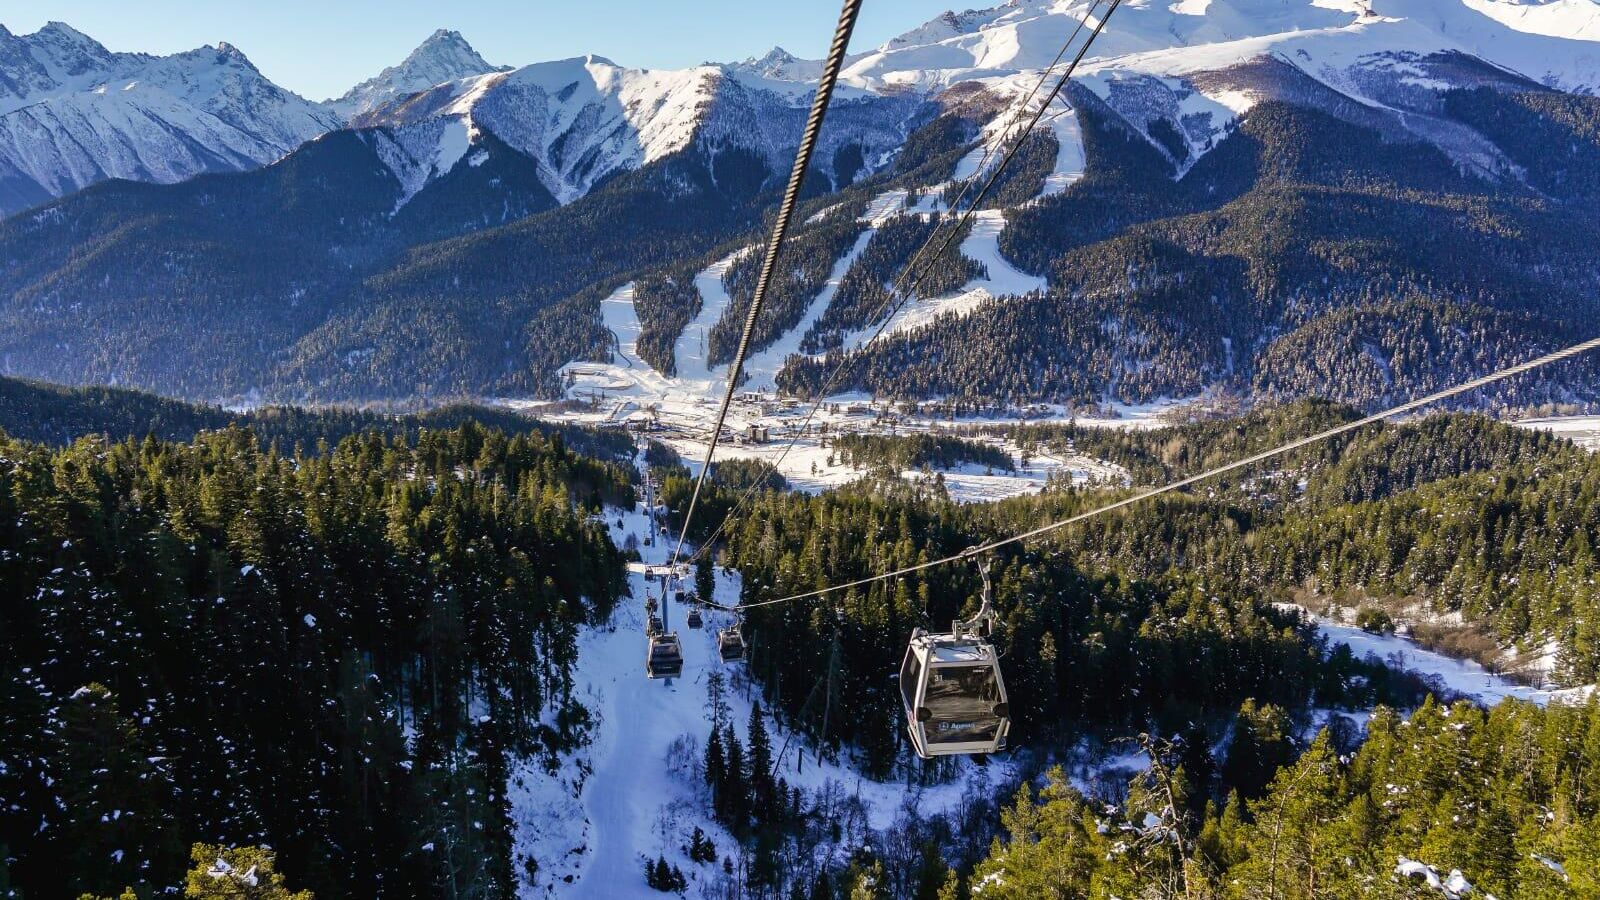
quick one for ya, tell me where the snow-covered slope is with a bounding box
[846,0,1599,92]
[359,55,923,204]
[0,22,338,216]
[724,46,826,82]
[327,29,508,120]
[842,0,1600,175]
[14,0,1594,218]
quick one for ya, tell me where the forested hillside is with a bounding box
[781,88,1600,412]
[950,697,1600,899]
[0,132,784,401]
[995,404,1600,680]
[652,404,1600,764]
[4,388,1600,897]
[0,423,629,898]
[0,375,635,459]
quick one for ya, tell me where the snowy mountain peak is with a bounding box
[407,28,498,72]
[726,45,824,82]
[0,20,115,103]
[201,41,260,72]
[327,28,509,119]
[884,3,1021,49]
[35,21,102,48]
[0,19,339,216]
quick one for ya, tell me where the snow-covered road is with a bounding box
[1311,614,1592,707]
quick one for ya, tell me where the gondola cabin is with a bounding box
[717,627,746,662]
[646,633,684,678]
[899,628,1010,758]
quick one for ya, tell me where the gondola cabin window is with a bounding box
[924,659,1004,746]
[900,651,922,710]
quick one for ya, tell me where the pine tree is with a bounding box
[747,702,776,825]
[182,844,313,899]
[54,684,183,897]
[696,555,716,605]
[722,725,747,832]
[846,859,889,900]
[1222,700,1293,801]
[704,727,727,820]
[688,827,717,864]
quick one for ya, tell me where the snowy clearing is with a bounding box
[515,464,1011,898]
[870,208,1047,344]
[1305,610,1593,708]
[1512,415,1600,451]
[738,228,876,392]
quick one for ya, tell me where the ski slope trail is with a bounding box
[675,250,746,384]
[871,207,1046,343]
[740,228,877,391]
[551,452,1014,897]
[557,281,680,421]
[564,499,737,899]
[1038,103,1085,197]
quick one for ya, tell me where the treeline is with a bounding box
[0,374,637,461]
[0,422,629,899]
[832,432,1015,473]
[952,696,1600,899]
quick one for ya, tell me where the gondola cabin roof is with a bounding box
[928,641,991,664]
[909,632,998,665]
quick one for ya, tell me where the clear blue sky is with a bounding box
[9,1,954,101]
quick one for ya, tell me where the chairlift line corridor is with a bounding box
[679,0,1128,570]
[655,0,1132,759]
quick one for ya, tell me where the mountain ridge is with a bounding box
[327,27,510,119]
[0,21,340,215]
[0,0,1597,411]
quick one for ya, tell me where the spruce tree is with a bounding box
[182,844,313,899]
[696,555,716,605]
[747,702,775,825]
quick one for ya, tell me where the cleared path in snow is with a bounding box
[870,207,1046,344]
[740,228,877,391]
[674,250,745,384]
[1310,612,1592,707]
[558,454,1009,897]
